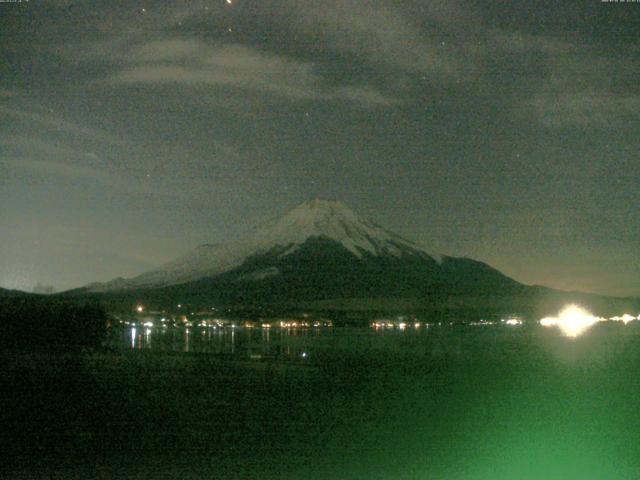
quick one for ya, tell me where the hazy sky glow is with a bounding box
[1,1,639,296]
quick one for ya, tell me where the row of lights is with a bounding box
[371,307,640,339]
[372,321,424,329]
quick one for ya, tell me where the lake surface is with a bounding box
[6,320,640,479]
[107,321,640,480]
[113,320,640,365]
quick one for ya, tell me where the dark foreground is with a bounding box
[3,324,640,479]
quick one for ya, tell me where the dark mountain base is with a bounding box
[61,238,638,321]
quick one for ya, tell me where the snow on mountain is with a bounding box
[87,200,446,291]
[249,199,438,259]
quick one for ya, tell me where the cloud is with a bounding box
[525,52,640,128]
[481,32,640,128]
[283,0,474,78]
[3,157,122,187]
[529,91,640,128]
[45,0,640,125]
[487,31,575,55]
[105,40,396,107]
[0,105,126,145]
[2,136,104,162]
[55,1,481,107]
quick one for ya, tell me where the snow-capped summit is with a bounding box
[247,199,437,259]
[87,200,446,291]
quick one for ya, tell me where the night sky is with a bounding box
[1,0,638,296]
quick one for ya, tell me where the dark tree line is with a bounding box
[0,298,108,351]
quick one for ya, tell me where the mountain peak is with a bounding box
[86,200,446,291]
[295,199,354,213]
[277,199,362,228]
[250,199,426,259]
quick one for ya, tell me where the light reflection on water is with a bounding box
[114,319,640,365]
[116,323,435,360]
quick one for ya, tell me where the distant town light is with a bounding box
[610,313,636,325]
[136,305,144,313]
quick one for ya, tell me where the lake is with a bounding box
[5,320,640,479]
[113,320,640,365]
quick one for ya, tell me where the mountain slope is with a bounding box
[210,235,521,299]
[0,287,34,298]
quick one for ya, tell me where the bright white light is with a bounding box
[540,305,602,337]
[143,321,153,327]
[136,305,144,313]
[505,318,522,326]
[610,313,636,325]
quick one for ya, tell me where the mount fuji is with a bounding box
[82,200,523,303]
[69,200,640,317]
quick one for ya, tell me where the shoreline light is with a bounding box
[610,313,636,325]
[540,305,603,337]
